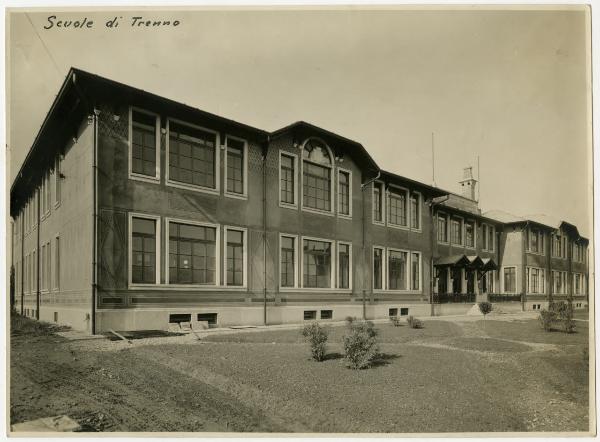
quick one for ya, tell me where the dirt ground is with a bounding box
[10,312,591,434]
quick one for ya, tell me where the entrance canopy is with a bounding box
[434,254,498,271]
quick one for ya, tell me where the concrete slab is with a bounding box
[11,415,81,432]
[55,331,106,341]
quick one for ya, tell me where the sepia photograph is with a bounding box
[5,5,595,436]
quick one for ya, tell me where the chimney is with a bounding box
[459,166,477,201]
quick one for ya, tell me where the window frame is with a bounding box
[464,219,476,249]
[300,235,335,290]
[410,191,422,232]
[372,181,386,225]
[164,217,221,288]
[386,247,410,292]
[165,117,221,195]
[279,233,299,290]
[224,134,248,199]
[502,266,518,294]
[336,241,352,290]
[372,245,386,291]
[54,234,60,290]
[410,251,422,291]
[128,106,161,183]
[437,212,449,244]
[337,167,353,219]
[278,150,298,209]
[300,138,335,217]
[526,266,545,295]
[128,212,161,288]
[54,155,62,208]
[386,184,410,230]
[223,226,248,288]
[450,215,464,246]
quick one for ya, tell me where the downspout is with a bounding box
[521,221,529,311]
[91,109,99,334]
[360,170,380,320]
[20,210,24,315]
[428,195,449,316]
[262,135,270,326]
[36,188,40,320]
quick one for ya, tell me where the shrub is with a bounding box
[554,300,576,333]
[538,309,558,331]
[301,322,329,361]
[478,301,493,316]
[406,315,423,329]
[389,315,402,327]
[342,319,379,369]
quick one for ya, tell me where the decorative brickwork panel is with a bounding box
[98,104,129,141]
[98,209,128,289]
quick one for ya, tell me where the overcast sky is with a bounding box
[7,7,591,235]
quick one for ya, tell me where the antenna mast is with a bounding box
[477,155,480,203]
[431,132,436,187]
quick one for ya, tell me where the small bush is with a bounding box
[342,319,379,369]
[538,309,558,331]
[406,315,423,329]
[478,301,493,316]
[389,315,402,327]
[554,301,576,333]
[301,322,329,361]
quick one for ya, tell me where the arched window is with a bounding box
[302,138,333,212]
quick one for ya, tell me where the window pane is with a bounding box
[227,139,245,194]
[227,229,244,286]
[338,171,350,215]
[169,222,216,284]
[411,194,420,229]
[411,253,420,290]
[388,250,407,290]
[388,190,407,226]
[132,111,156,177]
[303,162,330,211]
[338,244,350,289]
[280,155,295,204]
[131,217,156,284]
[303,239,331,288]
[169,122,216,188]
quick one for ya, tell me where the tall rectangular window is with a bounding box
[338,171,350,216]
[226,137,245,195]
[504,267,516,293]
[55,156,61,205]
[388,250,407,290]
[410,193,420,229]
[488,225,494,251]
[280,236,296,288]
[411,252,420,291]
[169,222,216,285]
[280,153,296,205]
[373,183,383,223]
[303,239,331,288]
[131,109,158,178]
[45,172,51,215]
[131,217,158,284]
[54,236,60,290]
[451,218,462,245]
[465,221,475,248]
[373,248,383,290]
[303,162,331,211]
[437,214,448,242]
[41,244,46,291]
[338,243,350,289]
[388,189,407,226]
[169,121,217,189]
[226,229,245,286]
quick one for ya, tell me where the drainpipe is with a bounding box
[427,195,450,316]
[521,221,529,311]
[262,136,270,326]
[360,170,380,320]
[36,188,40,320]
[20,210,24,315]
[91,109,99,334]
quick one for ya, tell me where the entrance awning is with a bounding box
[434,254,470,267]
[481,258,498,271]
[434,254,496,270]
[465,255,484,268]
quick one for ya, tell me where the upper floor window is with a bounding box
[437,214,448,243]
[551,233,567,259]
[388,188,408,227]
[168,120,218,191]
[528,228,544,254]
[410,193,421,230]
[373,182,384,223]
[130,108,159,180]
[451,217,463,245]
[338,170,351,217]
[573,243,586,263]
[279,152,297,206]
[465,220,475,248]
[302,139,332,212]
[225,136,247,197]
[482,224,495,251]
[54,156,62,206]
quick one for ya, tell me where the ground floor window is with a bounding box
[303,239,332,288]
[131,216,159,285]
[373,247,383,290]
[280,235,296,288]
[503,267,516,293]
[526,267,545,294]
[411,252,421,290]
[225,228,246,286]
[552,270,567,295]
[388,249,408,290]
[338,242,351,289]
[574,273,585,295]
[168,221,217,285]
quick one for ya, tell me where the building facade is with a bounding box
[10,69,590,333]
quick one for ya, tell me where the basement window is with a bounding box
[304,310,317,321]
[197,313,218,327]
[400,308,409,316]
[169,313,191,323]
[53,312,58,323]
[320,310,333,320]
[389,308,398,317]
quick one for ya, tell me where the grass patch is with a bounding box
[447,337,531,353]
[10,312,70,337]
